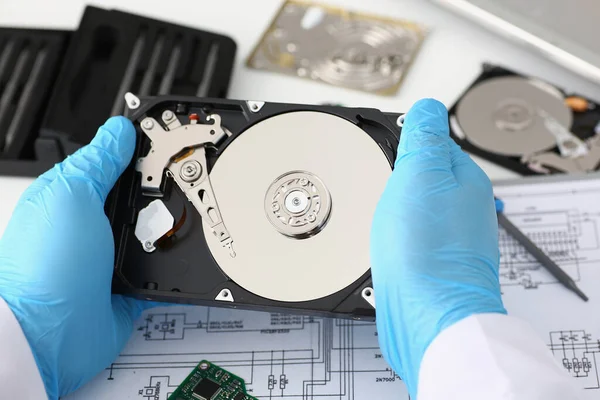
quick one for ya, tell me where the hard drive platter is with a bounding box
[455,76,571,157]
[108,95,401,319]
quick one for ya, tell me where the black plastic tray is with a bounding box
[0,28,69,176]
[0,6,237,177]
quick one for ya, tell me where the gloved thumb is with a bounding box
[58,116,136,202]
[397,98,453,169]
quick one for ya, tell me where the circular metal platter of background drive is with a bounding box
[202,111,392,302]
[455,76,572,156]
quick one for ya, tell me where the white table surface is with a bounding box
[0,0,599,235]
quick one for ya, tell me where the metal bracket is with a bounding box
[136,114,225,192]
[215,288,234,302]
[361,287,375,308]
[136,112,235,257]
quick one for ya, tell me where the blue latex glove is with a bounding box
[0,117,155,399]
[371,99,506,398]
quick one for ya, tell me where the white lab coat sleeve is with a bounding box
[418,313,582,400]
[0,296,47,399]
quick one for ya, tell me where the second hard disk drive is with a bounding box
[109,95,402,319]
[449,65,600,175]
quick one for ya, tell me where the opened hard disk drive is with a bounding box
[108,94,402,319]
[449,65,600,175]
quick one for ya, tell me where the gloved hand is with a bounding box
[371,99,506,398]
[0,117,155,399]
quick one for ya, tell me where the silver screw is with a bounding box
[299,178,308,186]
[162,110,174,121]
[307,213,316,222]
[200,362,209,370]
[396,115,405,127]
[272,203,280,212]
[251,103,259,110]
[180,160,202,182]
[142,119,154,129]
[144,241,153,250]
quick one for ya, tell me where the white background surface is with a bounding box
[0,0,598,229]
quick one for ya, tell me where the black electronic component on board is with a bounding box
[192,379,221,400]
[168,360,257,400]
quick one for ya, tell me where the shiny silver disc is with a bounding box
[265,171,332,239]
[202,111,391,302]
[455,76,572,156]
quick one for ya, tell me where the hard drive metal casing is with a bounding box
[108,96,401,320]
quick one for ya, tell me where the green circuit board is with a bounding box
[168,360,258,400]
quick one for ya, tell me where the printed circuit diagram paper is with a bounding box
[65,308,402,400]
[65,174,600,399]
[495,174,600,397]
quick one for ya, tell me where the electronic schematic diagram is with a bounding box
[497,207,600,290]
[65,306,406,400]
[548,330,600,390]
